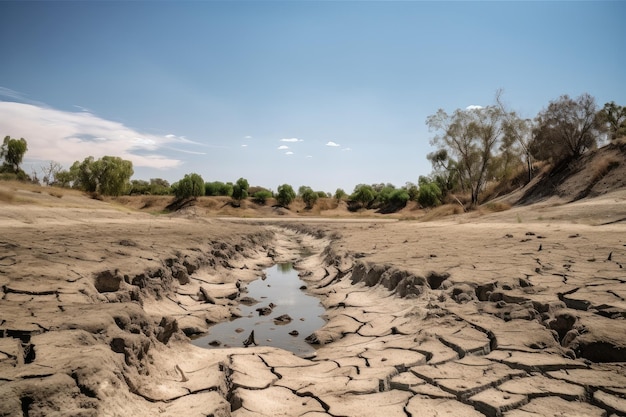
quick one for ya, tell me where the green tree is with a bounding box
[350,184,376,208]
[531,93,605,162]
[404,182,419,201]
[53,170,73,188]
[426,149,460,197]
[388,189,410,207]
[252,190,273,205]
[0,136,28,174]
[96,156,134,196]
[69,156,133,195]
[276,184,296,207]
[70,156,99,192]
[205,181,233,196]
[149,178,171,195]
[598,101,626,142]
[300,186,318,209]
[334,188,347,201]
[417,181,442,207]
[376,184,396,205]
[231,177,249,205]
[172,173,204,199]
[130,179,150,194]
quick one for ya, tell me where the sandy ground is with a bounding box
[1,185,625,416]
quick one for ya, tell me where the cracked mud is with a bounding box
[1,193,625,417]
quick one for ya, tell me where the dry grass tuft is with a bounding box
[480,201,512,213]
[420,204,463,221]
[590,155,620,185]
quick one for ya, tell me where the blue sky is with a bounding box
[1,1,625,194]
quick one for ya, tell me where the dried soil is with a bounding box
[1,182,625,417]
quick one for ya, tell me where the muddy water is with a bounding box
[192,263,325,356]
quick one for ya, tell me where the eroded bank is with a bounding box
[1,209,625,417]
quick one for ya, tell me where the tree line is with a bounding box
[2,93,624,211]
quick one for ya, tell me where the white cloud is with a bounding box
[326,141,340,147]
[244,135,252,139]
[280,138,303,142]
[241,144,248,147]
[342,147,352,151]
[285,151,294,155]
[306,155,313,158]
[0,101,185,169]
[466,105,483,111]
[277,145,289,150]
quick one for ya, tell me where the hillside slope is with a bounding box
[516,141,626,206]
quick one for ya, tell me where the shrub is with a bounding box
[389,189,410,206]
[350,184,376,208]
[276,184,296,207]
[334,188,347,201]
[172,173,204,199]
[300,186,318,209]
[417,182,442,207]
[231,177,249,205]
[253,190,273,205]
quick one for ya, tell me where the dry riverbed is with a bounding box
[1,188,626,416]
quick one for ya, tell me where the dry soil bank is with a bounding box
[1,185,625,416]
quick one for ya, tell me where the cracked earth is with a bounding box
[1,189,625,416]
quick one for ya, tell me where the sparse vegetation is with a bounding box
[1,94,623,215]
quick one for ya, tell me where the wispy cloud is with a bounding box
[241,144,248,148]
[342,147,352,151]
[285,151,294,155]
[466,105,483,111]
[280,138,303,142]
[326,141,340,147]
[244,135,252,139]
[277,145,289,150]
[0,101,188,169]
[0,86,47,108]
[306,155,313,158]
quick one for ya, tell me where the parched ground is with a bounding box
[1,183,625,416]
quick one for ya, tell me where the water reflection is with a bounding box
[192,263,325,356]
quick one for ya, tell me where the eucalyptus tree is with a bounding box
[0,136,28,174]
[426,101,511,207]
[531,93,605,162]
[598,101,626,142]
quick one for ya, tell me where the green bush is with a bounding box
[350,184,376,208]
[253,190,273,205]
[172,173,204,199]
[300,187,318,209]
[276,184,296,207]
[389,189,410,206]
[417,182,442,207]
[231,177,249,205]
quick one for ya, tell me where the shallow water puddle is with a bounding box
[192,263,325,356]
